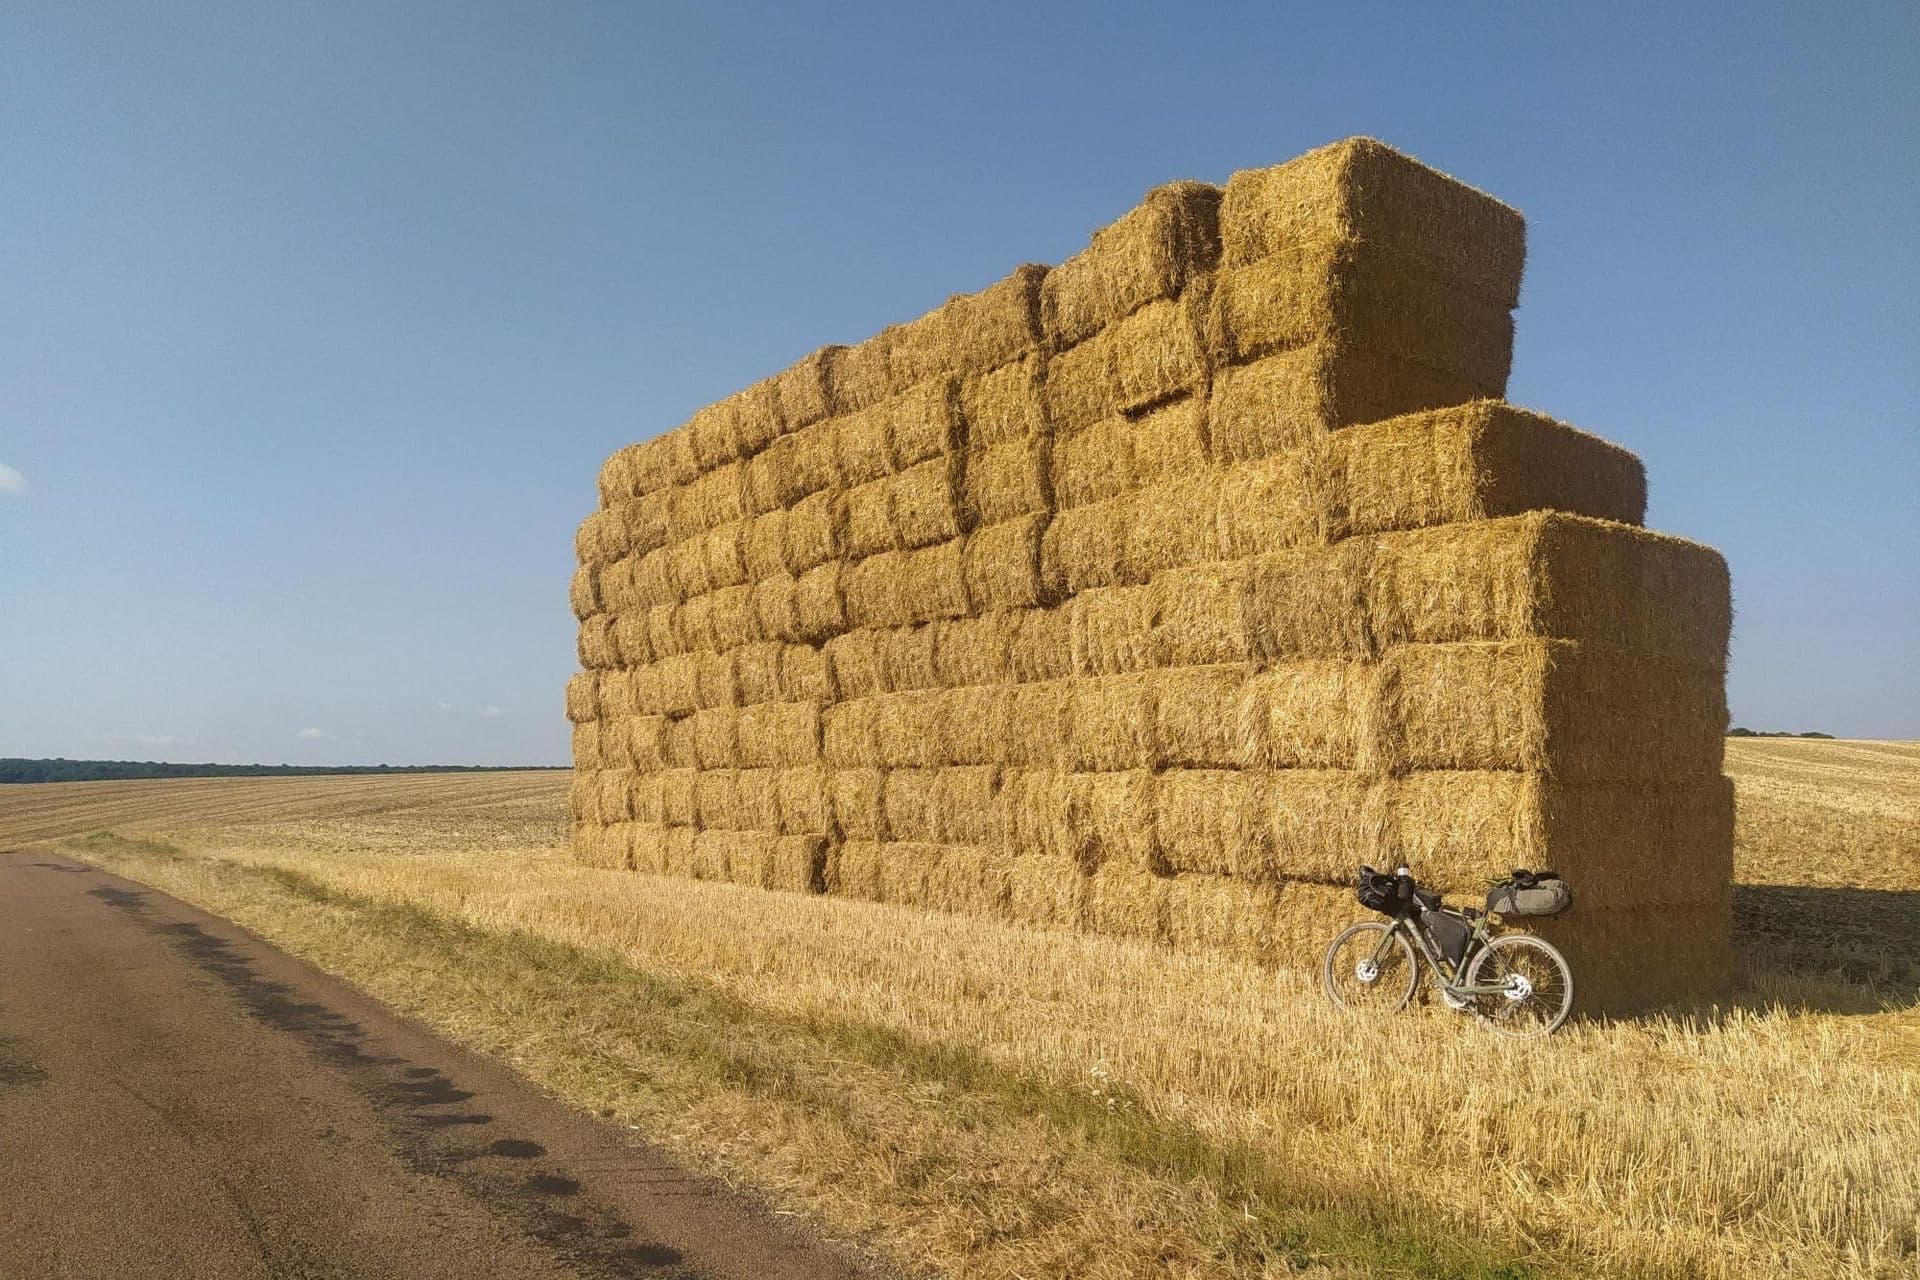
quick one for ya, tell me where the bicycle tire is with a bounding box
[1322,921,1418,1015]
[1465,933,1574,1037]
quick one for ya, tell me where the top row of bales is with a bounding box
[591,138,1527,511]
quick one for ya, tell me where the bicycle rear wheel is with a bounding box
[1464,934,1574,1037]
[1322,921,1417,1015]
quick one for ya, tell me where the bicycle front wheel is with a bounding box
[1322,921,1417,1015]
[1465,934,1574,1037]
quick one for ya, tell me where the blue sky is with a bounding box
[2,2,1915,765]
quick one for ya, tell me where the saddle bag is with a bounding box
[1486,869,1573,917]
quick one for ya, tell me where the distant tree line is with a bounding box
[1726,728,1836,739]
[0,758,568,784]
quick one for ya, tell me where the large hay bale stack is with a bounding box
[568,137,1732,1016]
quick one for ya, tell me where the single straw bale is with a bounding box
[690,649,738,708]
[829,330,892,415]
[690,829,749,882]
[831,397,894,488]
[1364,513,1731,665]
[930,613,1013,687]
[676,595,718,655]
[571,721,604,770]
[935,765,1005,846]
[1069,584,1158,676]
[997,681,1071,767]
[659,769,699,827]
[599,669,640,718]
[742,509,789,581]
[932,685,1007,767]
[775,348,839,436]
[753,574,801,645]
[1040,493,1136,596]
[733,643,784,705]
[592,558,636,616]
[1151,561,1253,667]
[1331,403,1645,539]
[1008,856,1088,930]
[1206,346,1486,463]
[686,401,742,475]
[623,491,674,559]
[1046,298,1208,433]
[568,772,600,824]
[962,437,1051,526]
[824,630,889,700]
[628,548,674,609]
[737,700,823,767]
[746,419,840,513]
[843,472,899,560]
[892,456,963,549]
[595,769,637,823]
[792,563,849,642]
[701,524,750,592]
[1042,181,1223,349]
[623,714,669,770]
[824,839,885,900]
[575,508,623,566]
[623,823,665,874]
[1244,540,1373,662]
[959,354,1048,448]
[665,539,711,602]
[869,691,945,769]
[1238,661,1368,769]
[735,834,828,894]
[779,643,832,701]
[694,768,743,829]
[1151,768,1270,877]
[1051,399,1210,512]
[662,714,697,769]
[1365,640,1727,782]
[774,765,832,835]
[653,654,701,715]
[1246,769,1371,883]
[1065,674,1156,771]
[691,707,741,768]
[822,699,882,768]
[644,604,683,660]
[1124,473,1225,583]
[827,768,887,840]
[1216,452,1324,559]
[1083,867,1167,945]
[707,585,762,651]
[734,770,784,832]
[784,489,841,573]
[998,769,1076,862]
[595,446,638,508]
[656,825,699,879]
[1007,605,1072,682]
[880,624,940,691]
[1068,770,1161,872]
[669,462,749,543]
[847,542,970,630]
[569,565,600,622]
[1155,663,1251,768]
[1219,138,1527,305]
[881,769,936,842]
[628,773,667,826]
[964,514,1048,612]
[890,378,966,471]
[919,844,1016,917]
[574,822,633,872]
[564,672,601,723]
[577,615,620,670]
[1205,240,1514,394]
[888,265,1047,391]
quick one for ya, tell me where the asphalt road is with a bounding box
[0,852,873,1280]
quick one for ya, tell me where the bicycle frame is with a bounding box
[1368,908,1515,998]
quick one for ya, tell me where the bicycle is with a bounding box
[1321,864,1575,1037]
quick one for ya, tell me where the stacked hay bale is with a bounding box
[569,138,1732,1014]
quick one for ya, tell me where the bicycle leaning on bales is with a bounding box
[1322,865,1577,1037]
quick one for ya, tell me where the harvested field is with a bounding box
[11,743,1915,1280]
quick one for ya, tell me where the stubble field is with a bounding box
[4,738,1915,1279]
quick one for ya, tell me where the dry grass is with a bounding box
[8,740,1916,1280]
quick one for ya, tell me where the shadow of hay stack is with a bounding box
[567,137,1734,1018]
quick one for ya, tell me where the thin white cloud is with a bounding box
[296,727,335,741]
[0,462,25,495]
[477,705,503,719]
[104,732,188,748]
[435,701,505,719]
